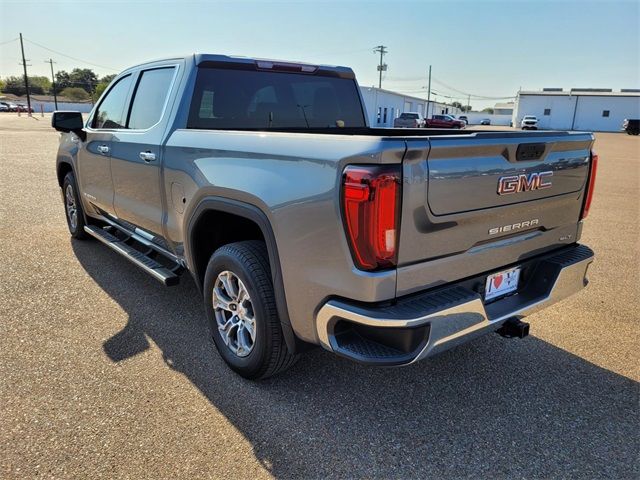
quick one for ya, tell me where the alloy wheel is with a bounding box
[212,270,256,357]
[65,184,78,230]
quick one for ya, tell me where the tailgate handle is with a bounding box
[516,143,546,161]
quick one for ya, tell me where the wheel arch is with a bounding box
[185,197,306,354]
[56,160,74,187]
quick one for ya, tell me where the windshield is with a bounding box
[188,67,366,129]
[400,113,419,119]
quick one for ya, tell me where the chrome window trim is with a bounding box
[85,64,180,135]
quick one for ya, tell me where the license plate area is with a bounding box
[485,266,521,301]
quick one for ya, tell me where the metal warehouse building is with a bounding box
[513,89,640,132]
[359,87,461,127]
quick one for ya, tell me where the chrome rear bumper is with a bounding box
[316,244,594,365]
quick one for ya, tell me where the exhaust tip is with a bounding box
[496,317,530,339]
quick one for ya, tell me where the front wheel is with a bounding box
[62,171,88,239]
[203,241,298,379]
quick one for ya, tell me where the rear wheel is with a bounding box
[203,241,297,379]
[62,171,88,239]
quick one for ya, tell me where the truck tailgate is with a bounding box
[396,131,594,296]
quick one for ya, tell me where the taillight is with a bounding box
[341,165,401,270]
[581,150,598,219]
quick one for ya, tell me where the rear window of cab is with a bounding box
[187,67,366,130]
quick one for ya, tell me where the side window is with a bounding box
[128,67,176,129]
[92,75,133,129]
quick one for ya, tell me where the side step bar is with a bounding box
[84,225,180,286]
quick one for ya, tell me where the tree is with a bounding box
[451,102,473,113]
[28,76,51,95]
[55,68,98,95]
[0,78,5,93]
[1,75,49,95]
[69,68,98,95]
[100,74,116,84]
[482,107,494,114]
[2,76,24,95]
[54,70,71,93]
[95,74,117,98]
[60,87,90,101]
[95,82,108,98]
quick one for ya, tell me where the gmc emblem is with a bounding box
[497,171,553,195]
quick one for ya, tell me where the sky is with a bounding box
[1,0,638,109]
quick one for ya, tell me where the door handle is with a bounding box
[97,145,110,155]
[139,151,156,162]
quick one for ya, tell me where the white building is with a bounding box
[513,89,640,132]
[359,87,461,127]
[493,102,514,116]
[456,101,514,126]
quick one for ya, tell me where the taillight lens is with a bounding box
[341,165,401,270]
[581,150,598,219]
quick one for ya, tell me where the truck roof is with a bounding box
[122,53,356,79]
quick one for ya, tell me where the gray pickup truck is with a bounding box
[52,54,597,379]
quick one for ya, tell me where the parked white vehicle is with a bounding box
[394,112,425,128]
[521,115,539,130]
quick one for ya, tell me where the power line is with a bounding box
[0,37,19,46]
[23,37,118,71]
[431,77,515,100]
[385,74,515,101]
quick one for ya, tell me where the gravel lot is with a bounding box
[1,114,638,479]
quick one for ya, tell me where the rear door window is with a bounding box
[188,68,366,129]
[128,67,176,129]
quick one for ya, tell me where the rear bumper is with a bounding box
[316,244,594,365]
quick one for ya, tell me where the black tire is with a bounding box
[62,171,88,239]
[203,240,298,379]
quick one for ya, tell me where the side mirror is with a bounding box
[52,111,86,141]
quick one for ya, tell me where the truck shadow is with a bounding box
[72,240,638,479]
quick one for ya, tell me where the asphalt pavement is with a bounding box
[1,114,638,479]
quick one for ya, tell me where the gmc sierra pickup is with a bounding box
[52,54,597,379]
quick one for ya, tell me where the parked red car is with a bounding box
[425,114,466,129]
[17,104,34,113]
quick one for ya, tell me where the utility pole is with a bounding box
[19,33,32,115]
[46,59,58,110]
[373,45,388,89]
[467,94,470,113]
[426,65,432,118]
